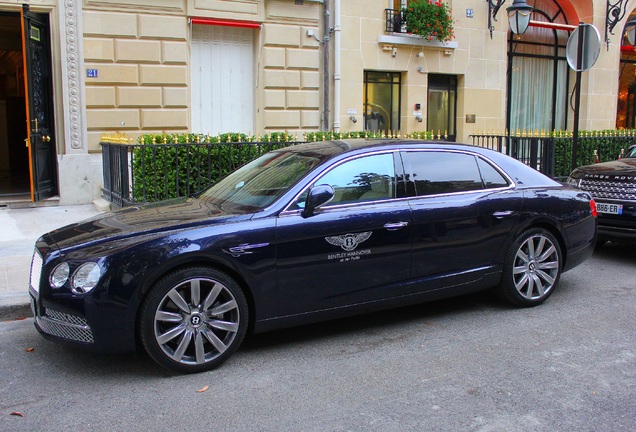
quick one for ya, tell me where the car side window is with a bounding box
[314,153,397,206]
[476,157,509,188]
[404,151,484,196]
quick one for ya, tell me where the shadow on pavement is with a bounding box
[592,241,636,262]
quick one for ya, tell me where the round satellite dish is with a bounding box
[566,24,601,72]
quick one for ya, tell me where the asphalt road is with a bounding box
[1,243,634,432]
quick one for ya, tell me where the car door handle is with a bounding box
[493,211,514,219]
[384,221,409,231]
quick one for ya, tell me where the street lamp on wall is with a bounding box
[488,0,506,39]
[507,0,533,36]
[487,0,533,39]
[606,0,630,48]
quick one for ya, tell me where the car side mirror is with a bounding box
[302,185,334,218]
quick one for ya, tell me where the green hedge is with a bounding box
[131,133,298,202]
[552,130,636,178]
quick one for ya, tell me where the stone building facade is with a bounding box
[0,0,631,205]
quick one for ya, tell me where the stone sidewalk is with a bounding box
[0,203,103,319]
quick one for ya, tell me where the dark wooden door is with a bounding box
[21,5,57,201]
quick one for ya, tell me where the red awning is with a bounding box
[190,18,261,29]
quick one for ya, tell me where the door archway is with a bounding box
[618,12,636,129]
[0,7,57,202]
[506,0,573,132]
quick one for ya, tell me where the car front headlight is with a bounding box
[566,176,581,188]
[49,262,70,289]
[71,262,102,294]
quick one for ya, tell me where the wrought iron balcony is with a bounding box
[380,7,458,49]
[385,8,407,33]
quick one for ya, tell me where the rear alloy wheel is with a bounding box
[498,228,562,306]
[140,267,248,373]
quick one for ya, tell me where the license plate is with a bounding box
[596,202,623,215]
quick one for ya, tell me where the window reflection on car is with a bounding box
[198,152,322,212]
[290,152,399,210]
[404,151,510,196]
[317,153,396,205]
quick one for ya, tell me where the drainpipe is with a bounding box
[333,0,341,131]
[322,0,331,131]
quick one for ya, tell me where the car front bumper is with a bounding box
[30,288,137,353]
[597,223,636,243]
[30,290,94,345]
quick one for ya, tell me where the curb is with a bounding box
[0,291,31,321]
[0,300,31,321]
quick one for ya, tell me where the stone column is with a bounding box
[58,0,98,205]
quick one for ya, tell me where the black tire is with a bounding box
[497,228,562,307]
[139,267,248,373]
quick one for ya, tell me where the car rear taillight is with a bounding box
[590,199,598,218]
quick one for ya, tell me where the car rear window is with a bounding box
[403,151,507,196]
[476,157,510,189]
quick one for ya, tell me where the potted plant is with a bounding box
[403,0,455,43]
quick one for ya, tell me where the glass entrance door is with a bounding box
[427,74,457,141]
[364,71,401,134]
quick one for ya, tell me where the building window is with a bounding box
[190,24,254,135]
[506,0,570,132]
[364,71,401,133]
[427,74,457,141]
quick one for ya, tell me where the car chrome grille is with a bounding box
[36,307,94,344]
[579,179,636,201]
[30,250,43,293]
[30,297,36,318]
[45,309,89,327]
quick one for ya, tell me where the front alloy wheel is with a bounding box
[140,267,248,373]
[498,229,562,306]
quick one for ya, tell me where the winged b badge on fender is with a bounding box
[325,232,372,252]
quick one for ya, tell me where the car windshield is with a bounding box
[197,150,322,212]
[627,146,636,158]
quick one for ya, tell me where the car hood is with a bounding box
[570,159,636,179]
[41,197,253,251]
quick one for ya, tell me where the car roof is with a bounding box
[279,139,494,158]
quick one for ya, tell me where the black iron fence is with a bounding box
[471,131,636,180]
[385,8,406,33]
[102,139,300,207]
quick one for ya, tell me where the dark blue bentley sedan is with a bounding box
[29,140,597,372]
